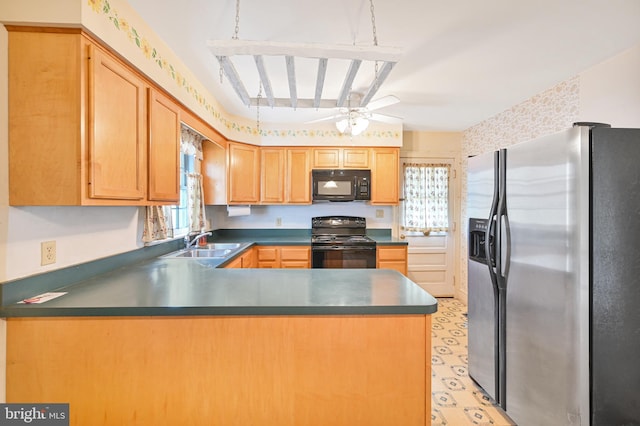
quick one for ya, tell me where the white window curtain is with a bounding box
[142,126,207,243]
[187,173,207,232]
[402,163,450,234]
[181,126,207,233]
[142,205,173,243]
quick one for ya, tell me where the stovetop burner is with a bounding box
[311,235,376,244]
[311,216,376,247]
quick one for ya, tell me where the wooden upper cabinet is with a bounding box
[261,148,286,203]
[261,147,311,205]
[343,148,370,168]
[228,142,260,204]
[147,89,180,202]
[313,148,341,168]
[8,29,82,205]
[312,148,369,169]
[7,28,170,206]
[371,147,399,205]
[286,148,311,204]
[88,44,146,200]
[202,140,228,205]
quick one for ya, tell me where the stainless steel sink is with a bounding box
[197,243,243,250]
[161,242,251,260]
[174,249,233,258]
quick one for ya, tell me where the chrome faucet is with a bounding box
[184,231,212,248]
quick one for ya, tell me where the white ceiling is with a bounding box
[127,0,640,131]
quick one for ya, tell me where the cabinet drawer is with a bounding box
[377,246,407,261]
[257,248,279,261]
[280,247,311,261]
[281,261,309,269]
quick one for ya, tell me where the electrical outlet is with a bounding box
[41,241,56,265]
[376,209,384,218]
[276,217,282,227]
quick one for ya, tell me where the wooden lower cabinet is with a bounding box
[224,247,256,268]
[6,314,431,426]
[256,247,280,268]
[280,247,311,268]
[377,245,408,275]
[257,246,311,268]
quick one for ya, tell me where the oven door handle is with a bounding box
[311,245,377,251]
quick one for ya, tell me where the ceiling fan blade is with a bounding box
[306,114,343,124]
[370,112,403,124]
[366,95,400,111]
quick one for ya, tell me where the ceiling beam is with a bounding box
[250,98,343,108]
[285,56,297,108]
[215,56,251,106]
[253,55,274,107]
[207,39,402,62]
[336,59,362,107]
[359,61,396,107]
[314,58,328,109]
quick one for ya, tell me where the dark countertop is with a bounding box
[207,231,407,246]
[1,258,437,318]
[1,229,421,318]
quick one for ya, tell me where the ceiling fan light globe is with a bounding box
[351,117,369,136]
[336,119,349,134]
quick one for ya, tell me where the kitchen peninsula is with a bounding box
[2,256,437,426]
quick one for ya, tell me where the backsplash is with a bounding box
[207,204,394,230]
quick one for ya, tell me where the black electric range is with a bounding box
[311,216,376,268]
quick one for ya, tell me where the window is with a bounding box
[401,163,450,234]
[141,126,207,244]
[170,152,195,237]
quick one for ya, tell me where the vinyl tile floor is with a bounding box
[431,298,515,425]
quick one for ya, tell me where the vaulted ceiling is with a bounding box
[128,0,640,131]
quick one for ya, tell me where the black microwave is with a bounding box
[312,169,371,201]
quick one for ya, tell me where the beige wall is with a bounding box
[400,131,463,297]
[579,44,640,128]
[402,132,462,155]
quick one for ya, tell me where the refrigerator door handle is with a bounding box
[486,151,500,281]
[499,211,511,279]
[495,149,509,288]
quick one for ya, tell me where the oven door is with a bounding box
[311,246,377,269]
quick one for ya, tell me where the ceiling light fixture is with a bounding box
[336,114,369,136]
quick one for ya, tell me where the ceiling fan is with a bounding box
[308,92,402,136]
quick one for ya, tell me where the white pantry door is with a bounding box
[398,156,456,297]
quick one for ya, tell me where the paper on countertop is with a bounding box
[227,205,251,217]
[19,292,67,304]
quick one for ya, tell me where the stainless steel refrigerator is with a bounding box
[467,123,640,425]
